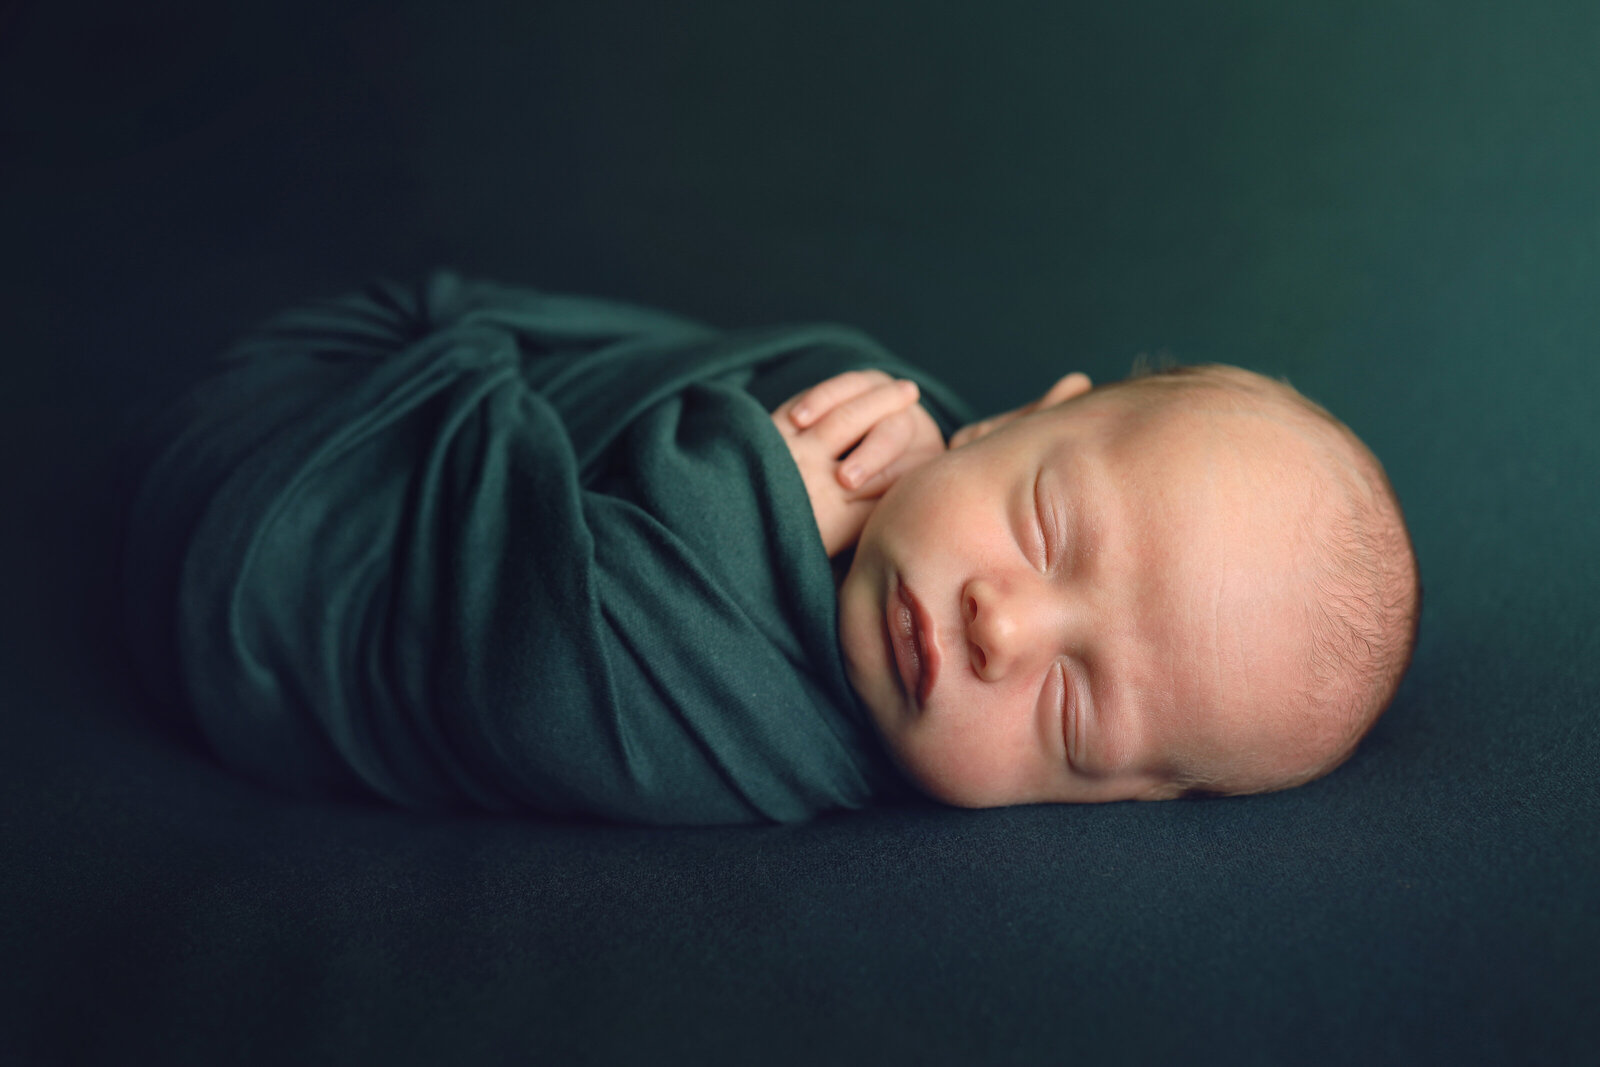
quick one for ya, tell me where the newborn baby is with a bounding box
[771,362,1419,807]
[123,273,1418,824]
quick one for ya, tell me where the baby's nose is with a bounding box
[962,579,1039,682]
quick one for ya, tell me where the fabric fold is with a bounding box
[123,271,975,824]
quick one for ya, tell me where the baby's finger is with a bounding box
[812,378,920,455]
[788,369,896,429]
[837,406,916,490]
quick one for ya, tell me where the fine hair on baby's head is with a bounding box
[838,355,1420,808]
[1110,359,1422,797]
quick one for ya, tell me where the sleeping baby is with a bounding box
[122,272,1419,824]
[773,362,1419,809]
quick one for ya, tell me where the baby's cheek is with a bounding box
[890,713,1029,809]
[835,572,888,710]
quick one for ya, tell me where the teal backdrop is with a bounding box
[2,1,1596,1063]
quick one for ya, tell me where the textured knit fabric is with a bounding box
[123,272,974,824]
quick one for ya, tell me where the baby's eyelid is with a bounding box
[1055,661,1076,768]
[1033,469,1050,572]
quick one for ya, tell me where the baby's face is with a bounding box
[837,382,1325,806]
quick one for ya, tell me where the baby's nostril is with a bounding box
[964,596,977,623]
[972,644,986,672]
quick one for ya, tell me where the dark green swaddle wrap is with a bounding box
[123,272,975,825]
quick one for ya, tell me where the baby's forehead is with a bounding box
[1102,380,1350,485]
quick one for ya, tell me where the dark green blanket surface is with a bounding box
[125,273,973,824]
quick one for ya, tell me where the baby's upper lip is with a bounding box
[901,581,942,706]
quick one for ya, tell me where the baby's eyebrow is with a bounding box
[1050,449,1136,776]
[1045,453,1098,571]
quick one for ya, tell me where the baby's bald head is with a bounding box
[839,358,1418,808]
[1105,362,1421,796]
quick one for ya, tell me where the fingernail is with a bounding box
[841,463,862,487]
[792,404,812,425]
[899,380,919,396]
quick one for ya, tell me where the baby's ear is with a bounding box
[949,373,1093,450]
[1036,372,1093,410]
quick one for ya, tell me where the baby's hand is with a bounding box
[772,370,947,557]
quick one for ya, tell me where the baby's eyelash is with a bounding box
[1033,470,1050,571]
[1054,662,1076,768]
